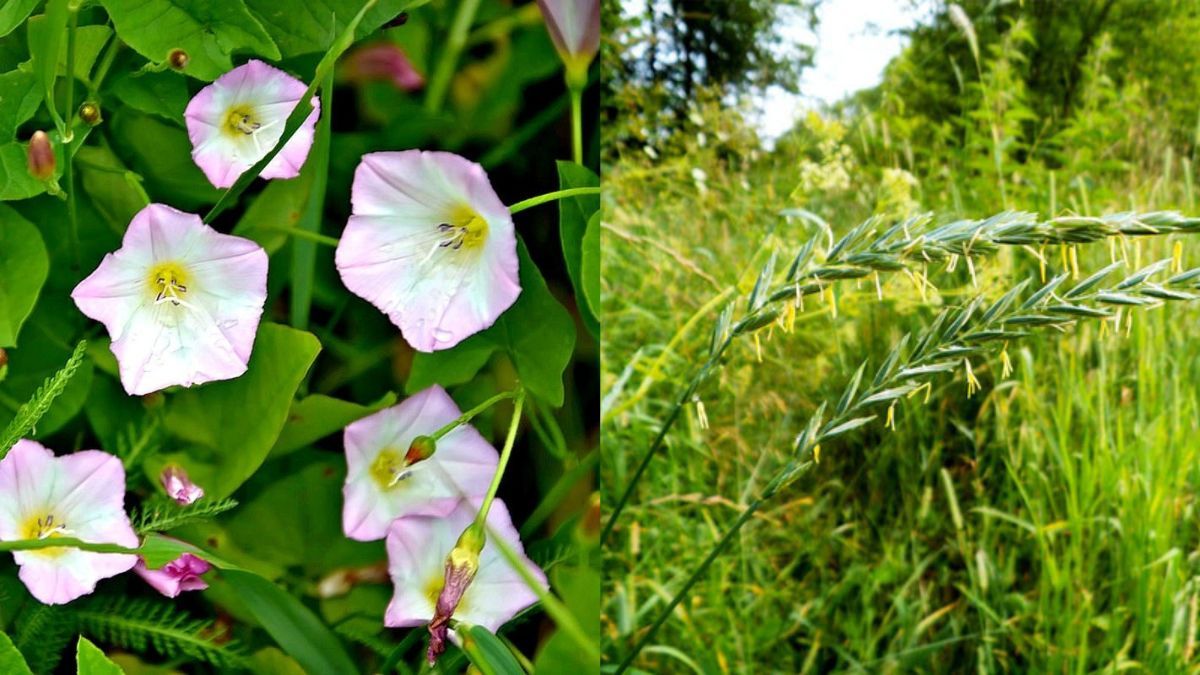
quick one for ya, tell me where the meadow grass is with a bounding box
[601,137,1200,672]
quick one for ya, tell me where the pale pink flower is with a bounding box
[385,499,546,636]
[160,465,204,505]
[184,59,319,189]
[135,552,211,598]
[537,0,600,73]
[71,204,268,395]
[342,385,499,541]
[0,440,138,605]
[335,151,520,352]
[343,42,424,92]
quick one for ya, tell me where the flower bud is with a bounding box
[26,131,55,180]
[168,49,189,71]
[427,523,485,665]
[161,464,204,505]
[135,552,211,597]
[0,348,7,369]
[78,101,102,126]
[405,434,437,464]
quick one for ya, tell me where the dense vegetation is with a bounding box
[602,1,1200,671]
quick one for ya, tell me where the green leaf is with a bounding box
[244,0,421,59]
[0,69,42,139]
[534,566,600,675]
[0,142,48,200]
[555,161,599,337]
[75,637,124,675]
[271,391,396,457]
[409,240,575,405]
[232,173,314,255]
[581,211,600,319]
[160,323,320,499]
[111,110,219,209]
[221,569,358,675]
[0,204,48,347]
[224,458,382,575]
[406,339,496,394]
[75,145,150,232]
[107,70,189,124]
[0,630,33,675]
[99,0,281,81]
[28,0,69,128]
[54,25,113,81]
[460,624,524,675]
[0,0,39,39]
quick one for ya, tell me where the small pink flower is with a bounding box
[342,385,499,542]
[537,0,600,73]
[135,552,211,598]
[184,60,320,189]
[160,465,204,505]
[0,440,138,605]
[335,151,520,352]
[71,204,268,395]
[385,499,546,637]
[343,42,424,92]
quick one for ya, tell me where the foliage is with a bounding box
[0,0,598,672]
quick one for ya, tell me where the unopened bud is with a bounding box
[427,523,485,665]
[405,435,437,464]
[0,348,7,369]
[78,101,102,126]
[168,49,189,71]
[26,131,55,180]
[161,464,204,505]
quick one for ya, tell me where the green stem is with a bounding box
[87,26,120,97]
[509,187,600,215]
[475,389,525,529]
[0,537,139,555]
[601,337,732,545]
[64,9,79,269]
[431,390,517,442]
[424,0,482,113]
[569,84,583,164]
[266,226,339,248]
[290,70,333,333]
[490,525,601,664]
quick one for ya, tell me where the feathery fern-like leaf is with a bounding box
[73,596,244,669]
[0,341,87,458]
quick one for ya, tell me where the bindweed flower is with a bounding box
[0,440,138,605]
[343,42,424,92]
[72,203,268,395]
[160,465,204,505]
[537,0,600,84]
[384,499,546,659]
[135,552,211,598]
[184,60,319,189]
[342,385,498,541]
[335,151,520,352]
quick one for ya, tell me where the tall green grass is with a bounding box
[601,106,1200,672]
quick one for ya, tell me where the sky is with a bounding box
[620,0,927,142]
[756,0,925,140]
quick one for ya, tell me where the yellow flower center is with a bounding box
[147,262,192,305]
[435,206,489,254]
[223,104,262,137]
[20,512,69,558]
[369,448,411,490]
